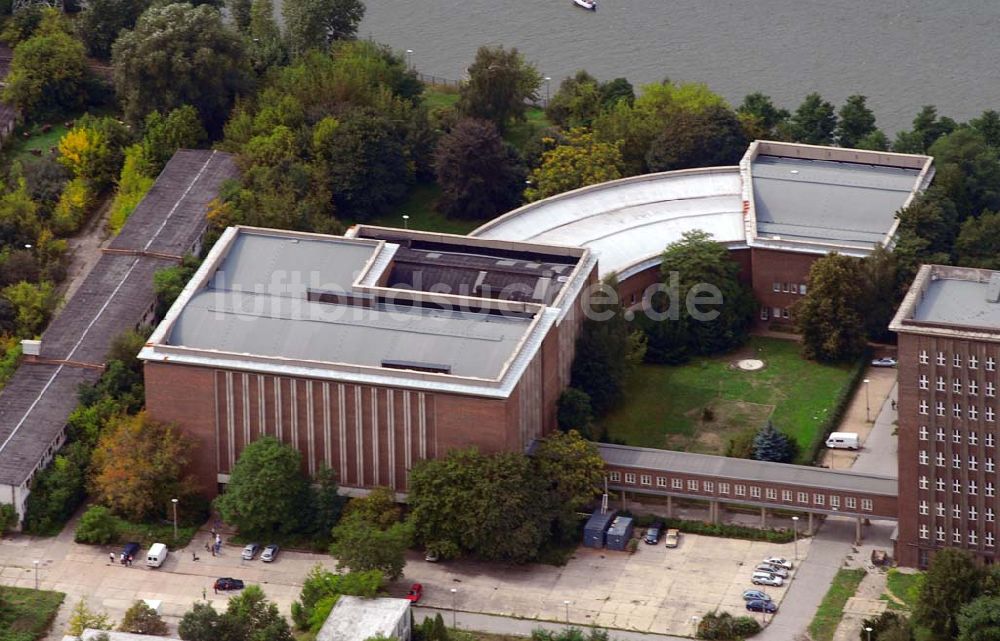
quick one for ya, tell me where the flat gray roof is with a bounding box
[161,229,538,380]
[751,155,921,249]
[317,596,410,641]
[597,443,898,496]
[914,277,1000,328]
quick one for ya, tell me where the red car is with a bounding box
[405,583,422,603]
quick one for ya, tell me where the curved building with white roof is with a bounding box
[474,141,934,323]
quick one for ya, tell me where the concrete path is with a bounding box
[850,381,898,477]
[822,367,897,473]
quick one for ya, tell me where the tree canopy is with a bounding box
[458,45,541,130]
[913,548,983,640]
[789,92,836,145]
[794,253,868,362]
[213,436,311,536]
[282,0,365,57]
[526,128,623,202]
[112,3,250,133]
[329,487,413,580]
[645,104,747,172]
[835,95,878,149]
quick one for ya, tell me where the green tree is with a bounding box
[958,595,1000,641]
[971,110,1000,149]
[545,70,604,129]
[434,118,525,219]
[859,244,900,343]
[3,15,89,120]
[0,503,17,534]
[646,104,747,172]
[67,598,114,636]
[119,600,168,635]
[227,0,252,32]
[914,548,983,640]
[74,505,120,544]
[309,465,346,538]
[458,45,542,131]
[329,511,413,580]
[1,280,58,338]
[226,585,294,641]
[141,106,208,172]
[409,449,547,563]
[569,279,632,415]
[928,128,1000,217]
[737,92,789,140]
[178,601,226,641]
[247,0,287,72]
[752,420,796,463]
[556,388,594,435]
[526,128,623,201]
[90,411,197,522]
[894,190,960,282]
[653,229,754,357]
[788,92,837,145]
[214,436,310,536]
[835,95,878,148]
[112,3,250,133]
[856,129,890,151]
[893,105,956,154]
[531,430,604,541]
[794,253,868,362]
[153,255,201,319]
[282,0,365,57]
[79,0,150,59]
[57,115,131,192]
[956,210,1000,269]
[290,566,382,631]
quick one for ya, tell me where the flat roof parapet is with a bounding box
[891,264,1000,340]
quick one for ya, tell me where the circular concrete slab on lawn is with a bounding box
[735,358,765,371]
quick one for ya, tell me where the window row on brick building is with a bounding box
[917,375,996,396]
[607,470,873,511]
[918,426,996,447]
[772,282,807,295]
[919,500,995,522]
[918,475,997,496]
[918,524,995,547]
[917,399,997,420]
[919,350,997,370]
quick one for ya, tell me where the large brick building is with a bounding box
[140,225,595,496]
[891,265,1000,567]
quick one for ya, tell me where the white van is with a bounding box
[826,432,860,450]
[146,542,168,568]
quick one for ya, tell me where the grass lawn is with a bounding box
[101,517,199,550]
[885,569,922,611]
[0,586,65,641]
[366,183,488,236]
[808,568,867,641]
[423,84,460,111]
[422,85,552,152]
[9,123,69,165]
[601,337,854,462]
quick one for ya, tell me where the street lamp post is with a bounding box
[792,515,800,560]
[402,214,410,229]
[171,498,178,541]
[563,600,571,623]
[32,560,38,590]
[865,626,873,641]
[405,49,413,69]
[544,76,551,104]
[450,588,457,628]
[690,616,699,634]
[863,378,871,422]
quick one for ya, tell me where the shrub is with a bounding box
[731,616,762,637]
[75,505,120,544]
[620,511,795,544]
[107,145,155,235]
[51,177,93,235]
[625,538,639,554]
[726,427,757,459]
[0,503,17,534]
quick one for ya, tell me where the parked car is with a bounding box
[742,590,771,602]
[746,599,778,614]
[214,578,245,591]
[241,543,260,560]
[424,551,439,563]
[755,564,789,578]
[751,572,783,587]
[644,522,664,545]
[405,583,423,603]
[871,357,897,368]
[664,528,680,548]
[260,544,279,563]
[762,557,793,570]
[122,542,141,560]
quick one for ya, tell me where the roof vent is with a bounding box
[987,273,1000,303]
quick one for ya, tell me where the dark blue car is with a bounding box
[746,599,777,613]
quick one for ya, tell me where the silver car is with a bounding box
[752,572,783,587]
[241,543,260,560]
[260,544,279,563]
[755,563,789,578]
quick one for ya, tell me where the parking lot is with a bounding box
[395,531,810,636]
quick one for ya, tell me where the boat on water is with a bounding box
[573,0,597,11]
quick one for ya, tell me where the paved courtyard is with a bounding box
[391,533,809,636]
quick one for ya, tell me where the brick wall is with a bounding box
[750,248,818,324]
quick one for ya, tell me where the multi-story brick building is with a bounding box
[891,264,1000,567]
[140,225,596,496]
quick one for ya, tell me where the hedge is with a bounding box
[621,511,796,543]
[805,348,871,465]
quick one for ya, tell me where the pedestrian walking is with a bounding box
[192,551,197,561]
[109,552,115,565]
[127,555,133,567]
[202,587,207,600]
[119,553,125,565]
[892,399,897,411]
[213,585,218,594]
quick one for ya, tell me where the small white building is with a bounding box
[316,596,412,641]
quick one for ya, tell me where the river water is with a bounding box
[359,0,1000,134]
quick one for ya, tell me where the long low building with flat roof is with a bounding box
[141,225,596,495]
